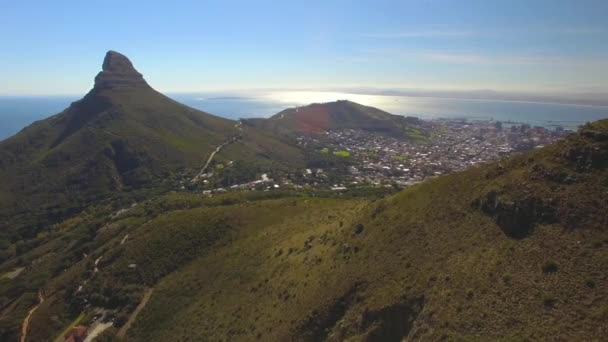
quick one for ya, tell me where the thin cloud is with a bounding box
[552,27,606,35]
[362,27,606,39]
[422,52,607,67]
[422,52,542,65]
[362,29,476,38]
[423,53,486,64]
[358,48,608,68]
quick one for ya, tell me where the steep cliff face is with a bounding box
[93,51,149,90]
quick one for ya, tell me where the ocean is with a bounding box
[1,91,607,140]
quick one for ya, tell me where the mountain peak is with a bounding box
[101,50,136,73]
[94,50,148,90]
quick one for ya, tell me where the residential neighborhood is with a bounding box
[196,119,568,193]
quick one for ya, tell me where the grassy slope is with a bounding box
[0,85,233,241]
[12,193,363,341]
[3,121,607,341]
[128,197,365,341]
[0,85,305,246]
[220,122,306,170]
[124,121,607,341]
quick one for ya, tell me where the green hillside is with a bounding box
[126,120,608,341]
[2,120,606,341]
[0,51,304,245]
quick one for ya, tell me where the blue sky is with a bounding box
[1,0,607,95]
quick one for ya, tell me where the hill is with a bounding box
[248,100,422,138]
[125,120,608,341]
[0,51,304,242]
[2,120,606,341]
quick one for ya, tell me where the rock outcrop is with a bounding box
[474,190,557,238]
[94,51,149,90]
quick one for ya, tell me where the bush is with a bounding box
[354,224,364,235]
[466,288,475,300]
[114,312,129,327]
[542,292,557,308]
[542,260,559,274]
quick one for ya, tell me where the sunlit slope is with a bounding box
[0,115,608,341]
[5,192,364,341]
[4,121,607,341]
[124,121,607,340]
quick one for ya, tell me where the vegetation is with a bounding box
[1,52,607,341]
[126,120,606,341]
[1,120,605,341]
[332,150,350,157]
[0,51,304,256]
[404,126,430,142]
[52,312,85,342]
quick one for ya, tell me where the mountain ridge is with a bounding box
[0,51,303,240]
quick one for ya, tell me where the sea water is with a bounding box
[1,92,607,140]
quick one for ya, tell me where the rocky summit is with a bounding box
[93,50,149,90]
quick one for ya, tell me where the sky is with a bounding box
[1,0,607,95]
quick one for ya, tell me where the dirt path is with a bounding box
[83,321,113,342]
[191,145,223,182]
[191,121,243,183]
[2,267,25,280]
[20,290,44,342]
[116,288,154,339]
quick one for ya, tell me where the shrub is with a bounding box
[542,260,559,274]
[594,304,608,319]
[585,279,596,289]
[542,292,557,308]
[354,223,364,235]
[466,288,474,300]
[114,312,129,327]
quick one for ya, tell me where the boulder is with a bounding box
[476,190,556,238]
[354,223,365,235]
